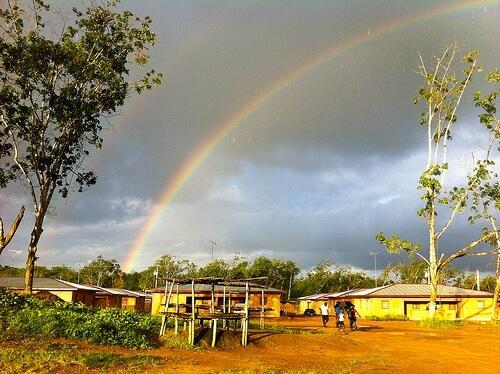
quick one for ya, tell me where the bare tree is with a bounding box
[377,44,498,318]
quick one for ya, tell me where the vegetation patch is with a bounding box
[416,319,464,329]
[364,315,407,321]
[0,290,160,348]
[0,345,163,374]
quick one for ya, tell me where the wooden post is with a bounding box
[211,319,218,348]
[174,283,179,334]
[160,280,175,336]
[209,283,215,328]
[242,281,249,346]
[190,279,195,346]
[260,289,264,329]
[222,286,227,329]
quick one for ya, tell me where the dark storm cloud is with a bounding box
[1,1,499,272]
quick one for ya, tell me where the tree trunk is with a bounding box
[24,207,46,294]
[493,252,500,321]
[428,198,438,319]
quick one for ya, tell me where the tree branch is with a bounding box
[438,231,497,270]
[1,114,39,209]
[0,205,25,255]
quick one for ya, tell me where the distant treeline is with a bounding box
[1,255,495,298]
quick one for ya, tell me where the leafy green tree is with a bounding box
[0,0,161,293]
[247,257,300,290]
[0,265,23,277]
[79,255,121,287]
[46,265,78,282]
[377,45,498,318]
[138,254,197,290]
[471,70,500,318]
[123,271,140,291]
[197,259,231,278]
[292,260,372,297]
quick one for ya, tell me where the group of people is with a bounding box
[320,301,360,333]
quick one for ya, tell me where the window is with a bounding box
[477,300,485,309]
[412,304,420,310]
[448,303,456,310]
[381,300,389,309]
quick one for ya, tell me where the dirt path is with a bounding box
[2,318,499,373]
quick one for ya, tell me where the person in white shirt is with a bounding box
[320,302,329,327]
[337,310,345,333]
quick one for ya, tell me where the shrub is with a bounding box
[0,290,160,348]
[364,315,407,321]
[416,319,463,328]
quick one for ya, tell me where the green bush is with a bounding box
[416,319,463,328]
[364,314,407,321]
[0,290,160,348]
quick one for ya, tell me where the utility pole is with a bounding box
[7,249,21,267]
[210,240,217,262]
[370,251,379,287]
[154,265,159,288]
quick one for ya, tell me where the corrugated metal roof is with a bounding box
[56,279,100,291]
[125,290,151,298]
[297,293,329,300]
[0,277,76,291]
[149,283,284,294]
[345,284,493,298]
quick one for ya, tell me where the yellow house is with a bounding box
[297,291,353,315]
[0,277,96,307]
[149,283,284,317]
[345,284,495,321]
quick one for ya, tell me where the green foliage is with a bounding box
[376,232,421,255]
[416,319,463,328]
[0,290,160,348]
[292,260,373,297]
[364,315,407,321]
[79,255,121,287]
[0,344,163,373]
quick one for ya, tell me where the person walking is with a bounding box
[348,305,361,330]
[320,302,329,327]
[337,310,345,333]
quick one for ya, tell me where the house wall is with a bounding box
[351,296,494,321]
[458,298,494,321]
[121,296,137,311]
[71,290,95,307]
[351,298,406,319]
[298,299,329,315]
[48,290,74,303]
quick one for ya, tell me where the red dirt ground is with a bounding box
[3,317,500,373]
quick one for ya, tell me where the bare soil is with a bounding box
[2,317,500,373]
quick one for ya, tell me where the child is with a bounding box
[337,310,345,333]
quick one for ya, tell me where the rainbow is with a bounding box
[123,0,500,272]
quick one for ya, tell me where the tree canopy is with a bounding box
[0,0,161,292]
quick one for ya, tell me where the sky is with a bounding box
[1,0,500,275]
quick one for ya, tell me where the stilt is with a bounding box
[211,319,218,348]
[260,289,265,329]
[242,281,249,346]
[222,286,227,329]
[190,279,195,346]
[174,284,179,334]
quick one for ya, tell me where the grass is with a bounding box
[0,342,164,374]
[247,323,313,335]
[416,319,464,328]
[364,315,407,321]
[213,370,324,374]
